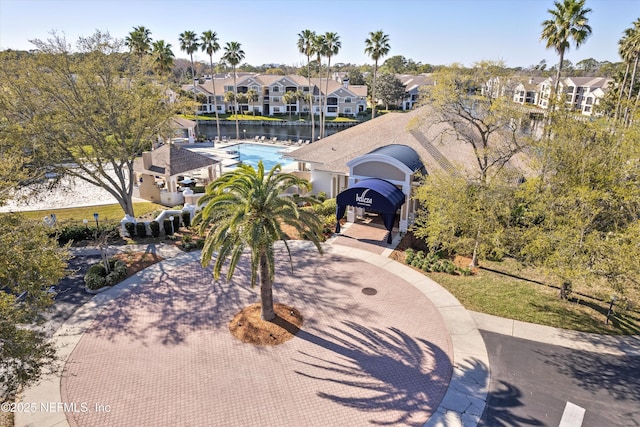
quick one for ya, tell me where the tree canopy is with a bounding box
[0,31,183,217]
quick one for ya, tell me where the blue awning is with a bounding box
[335,178,405,243]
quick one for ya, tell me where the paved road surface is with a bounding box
[479,330,640,427]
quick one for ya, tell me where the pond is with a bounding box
[197,121,354,142]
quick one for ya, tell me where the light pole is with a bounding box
[243,129,246,141]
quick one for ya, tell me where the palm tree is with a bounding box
[196,161,323,321]
[297,30,317,141]
[540,0,592,104]
[246,88,259,116]
[365,30,391,119]
[125,26,152,61]
[283,90,297,120]
[179,30,200,131]
[616,19,640,124]
[201,30,222,141]
[222,41,245,140]
[322,32,341,139]
[150,40,174,75]
[313,34,326,137]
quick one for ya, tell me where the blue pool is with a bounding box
[231,143,294,170]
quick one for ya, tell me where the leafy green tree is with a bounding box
[151,40,174,75]
[222,41,246,140]
[346,67,366,85]
[0,31,181,217]
[540,0,592,100]
[415,61,531,266]
[413,173,516,267]
[195,162,323,321]
[381,55,407,74]
[514,117,640,300]
[297,30,317,136]
[201,30,222,141]
[0,214,69,401]
[365,30,391,119]
[375,73,406,110]
[420,62,529,184]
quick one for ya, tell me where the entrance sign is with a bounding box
[336,178,405,243]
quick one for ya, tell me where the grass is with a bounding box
[14,202,166,223]
[392,234,640,335]
[427,257,640,335]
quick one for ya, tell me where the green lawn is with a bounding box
[425,257,640,335]
[14,202,165,224]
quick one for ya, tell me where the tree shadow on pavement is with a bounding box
[85,249,377,346]
[293,321,452,427]
[479,380,544,427]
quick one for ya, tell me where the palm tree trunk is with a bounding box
[614,62,630,122]
[259,251,275,321]
[371,61,378,119]
[233,69,240,140]
[210,58,221,141]
[623,54,639,126]
[553,49,565,109]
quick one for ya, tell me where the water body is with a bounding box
[196,121,354,142]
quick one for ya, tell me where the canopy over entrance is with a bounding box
[336,178,405,243]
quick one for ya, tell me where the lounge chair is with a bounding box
[260,136,266,142]
[271,137,278,143]
[254,136,260,141]
[304,140,310,144]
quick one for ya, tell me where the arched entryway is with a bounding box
[335,178,405,243]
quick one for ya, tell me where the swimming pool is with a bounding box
[231,143,294,170]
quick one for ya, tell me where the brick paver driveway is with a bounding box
[61,246,453,426]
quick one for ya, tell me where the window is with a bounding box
[224,85,234,92]
[344,107,352,114]
[344,97,352,103]
[272,86,280,93]
[585,97,593,105]
[302,86,309,92]
[272,96,281,103]
[273,107,281,113]
[328,106,337,113]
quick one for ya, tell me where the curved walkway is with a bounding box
[16,241,487,427]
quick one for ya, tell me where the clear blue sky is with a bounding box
[0,0,638,68]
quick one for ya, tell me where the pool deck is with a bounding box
[182,139,299,171]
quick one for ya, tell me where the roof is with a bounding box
[286,105,530,180]
[368,144,426,174]
[133,144,219,177]
[170,116,196,130]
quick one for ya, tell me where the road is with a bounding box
[479,330,640,427]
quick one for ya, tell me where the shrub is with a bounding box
[84,259,127,290]
[124,222,136,237]
[316,192,327,202]
[181,211,191,228]
[172,215,181,232]
[135,222,147,238]
[405,248,415,264]
[163,218,173,235]
[150,220,160,238]
[193,185,205,193]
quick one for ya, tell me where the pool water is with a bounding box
[232,143,294,170]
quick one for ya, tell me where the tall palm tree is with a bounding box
[322,32,341,139]
[201,30,222,141]
[283,90,297,120]
[179,30,200,132]
[365,30,391,119]
[196,161,323,321]
[616,19,640,124]
[313,34,326,137]
[125,26,152,61]
[540,0,592,104]
[222,41,245,140]
[297,30,317,141]
[150,40,174,75]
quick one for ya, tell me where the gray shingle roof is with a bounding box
[134,144,219,178]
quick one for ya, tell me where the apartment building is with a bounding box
[184,74,367,117]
